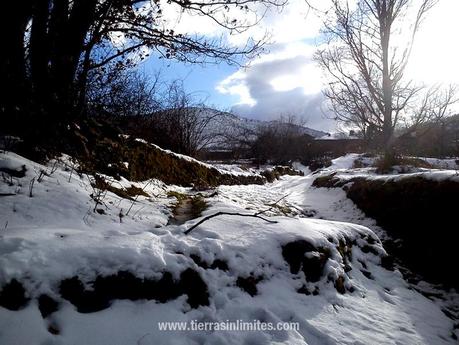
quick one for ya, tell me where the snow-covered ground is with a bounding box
[319,153,459,182]
[0,151,457,344]
[418,157,459,170]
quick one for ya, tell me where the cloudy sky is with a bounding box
[144,0,459,131]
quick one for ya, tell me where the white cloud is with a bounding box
[226,0,328,47]
[216,42,335,131]
[215,0,459,131]
[159,0,330,46]
[216,71,257,106]
[215,40,335,130]
[406,0,459,84]
[270,62,323,93]
[217,42,322,98]
[208,0,337,130]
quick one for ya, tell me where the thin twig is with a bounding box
[255,194,289,216]
[29,178,35,197]
[126,179,154,216]
[184,211,278,235]
[131,205,145,218]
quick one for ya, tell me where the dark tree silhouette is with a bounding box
[1,0,285,136]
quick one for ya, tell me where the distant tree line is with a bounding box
[249,115,314,164]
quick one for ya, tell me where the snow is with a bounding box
[0,151,457,344]
[135,138,215,169]
[417,157,459,170]
[292,162,311,175]
[327,153,362,170]
[316,153,459,183]
[325,165,459,183]
[211,164,264,177]
[316,133,359,140]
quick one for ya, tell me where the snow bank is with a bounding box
[421,157,459,169]
[328,153,362,170]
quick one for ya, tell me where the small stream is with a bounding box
[168,198,195,225]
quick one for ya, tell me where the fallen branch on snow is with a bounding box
[184,211,278,235]
[184,194,289,235]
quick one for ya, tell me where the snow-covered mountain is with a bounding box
[196,108,328,149]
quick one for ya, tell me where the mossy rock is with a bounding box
[92,175,149,200]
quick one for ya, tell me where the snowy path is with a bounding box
[0,152,457,344]
[216,161,380,236]
[213,157,459,342]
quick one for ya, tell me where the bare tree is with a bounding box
[117,80,224,157]
[153,81,225,156]
[86,67,162,117]
[405,84,459,156]
[87,72,226,157]
[315,0,442,153]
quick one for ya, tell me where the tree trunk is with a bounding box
[380,6,394,156]
[0,1,33,131]
[51,0,97,118]
[28,0,98,120]
[30,0,52,110]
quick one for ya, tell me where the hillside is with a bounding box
[114,108,328,152]
[200,108,328,149]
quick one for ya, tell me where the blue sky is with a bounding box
[144,57,240,110]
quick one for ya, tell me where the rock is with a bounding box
[38,294,59,318]
[335,276,346,294]
[0,165,27,178]
[60,269,210,312]
[236,276,262,297]
[60,277,109,313]
[179,268,209,308]
[282,240,317,274]
[380,255,395,271]
[210,259,229,271]
[48,324,60,335]
[0,279,29,310]
[282,240,329,282]
[93,271,145,301]
[360,270,374,280]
